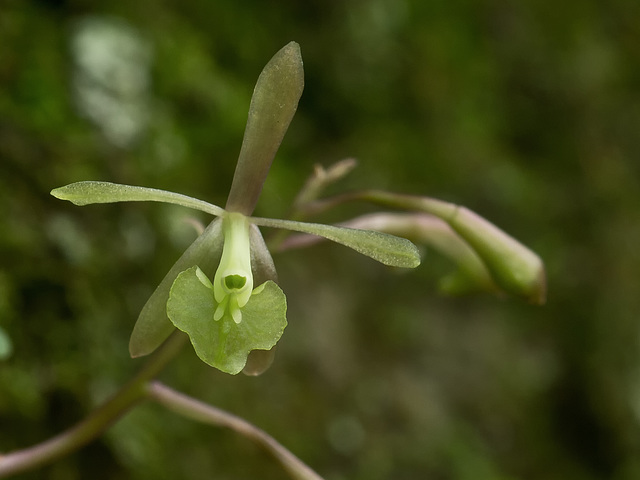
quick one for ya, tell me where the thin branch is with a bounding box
[0,333,325,480]
[268,159,357,251]
[292,158,357,212]
[0,332,187,478]
[147,381,326,480]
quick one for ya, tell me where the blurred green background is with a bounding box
[1,0,639,479]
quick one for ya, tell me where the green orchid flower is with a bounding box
[51,42,420,375]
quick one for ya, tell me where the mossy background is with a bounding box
[1,0,640,479]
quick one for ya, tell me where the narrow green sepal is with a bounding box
[129,218,224,357]
[225,42,304,214]
[250,216,421,268]
[51,181,225,217]
[167,266,287,375]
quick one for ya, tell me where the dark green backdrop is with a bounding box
[1,0,639,479]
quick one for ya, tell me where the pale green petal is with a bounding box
[225,42,304,215]
[250,216,420,268]
[167,267,287,375]
[51,181,225,217]
[129,218,224,357]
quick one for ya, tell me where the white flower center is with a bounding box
[213,212,253,324]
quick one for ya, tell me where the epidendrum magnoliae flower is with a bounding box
[51,42,421,375]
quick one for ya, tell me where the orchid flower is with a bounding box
[51,42,420,375]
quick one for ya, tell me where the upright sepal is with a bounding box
[225,42,304,214]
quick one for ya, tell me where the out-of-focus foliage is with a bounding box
[1,0,639,479]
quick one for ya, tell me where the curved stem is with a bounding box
[0,333,324,480]
[147,381,325,480]
[0,332,187,478]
